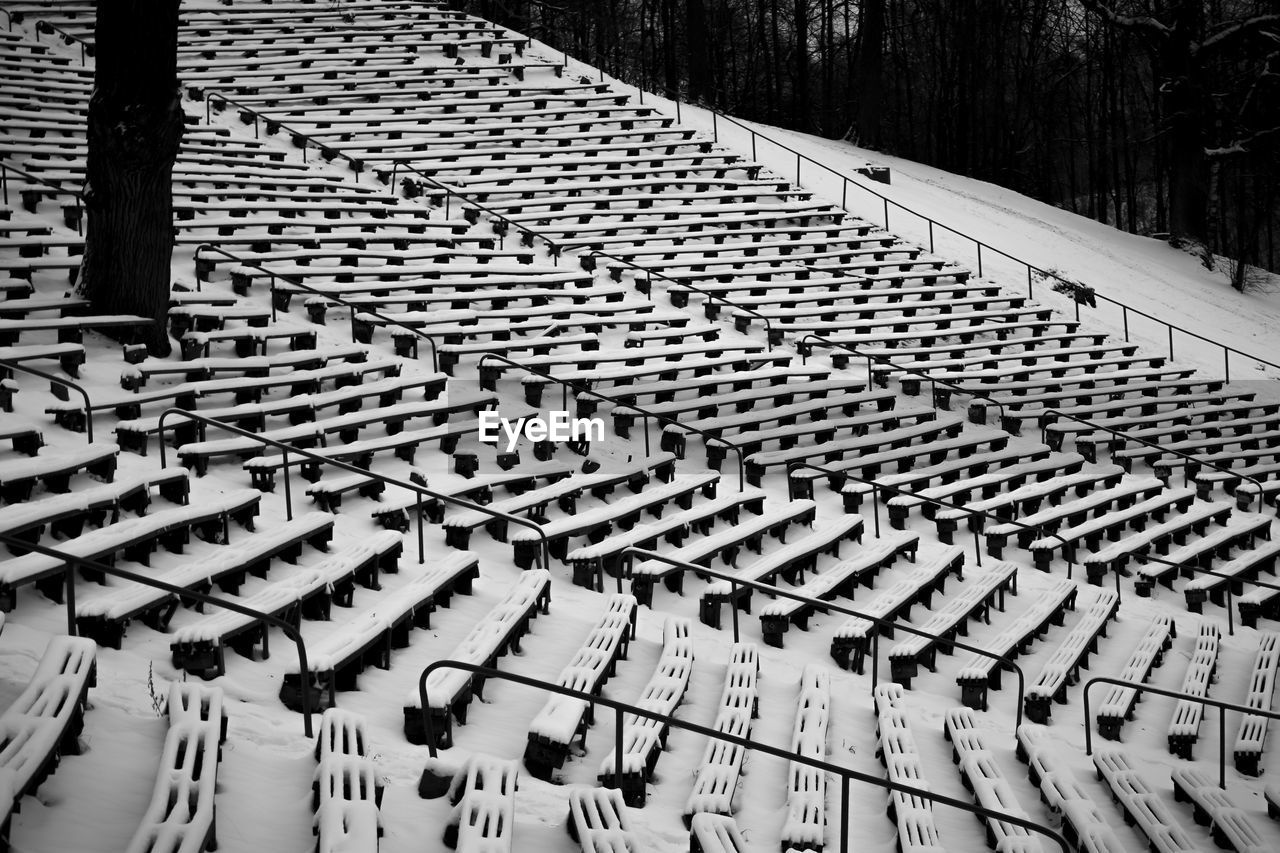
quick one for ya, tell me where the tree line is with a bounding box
[464,0,1280,290]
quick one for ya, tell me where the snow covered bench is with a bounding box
[1238,566,1280,628]
[0,442,117,503]
[829,546,965,673]
[1015,725,1124,853]
[874,685,943,853]
[508,472,719,568]
[524,594,637,779]
[0,489,261,610]
[371,460,577,529]
[699,516,864,630]
[983,477,1165,558]
[833,446,1061,512]
[405,569,552,747]
[1182,534,1280,612]
[690,813,750,853]
[1167,623,1220,759]
[685,643,759,821]
[629,500,817,607]
[598,617,693,806]
[1081,498,1233,584]
[944,708,1044,853]
[1092,750,1198,853]
[1095,616,1175,740]
[0,634,95,830]
[313,709,382,853]
[124,683,226,853]
[567,787,636,853]
[441,756,518,852]
[955,577,1076,710]
[1024,588,1119,723]
[783,664,830,852]
[761,531,919,648]
[170,531,413,677]
[1234,632,1280,776]
[888,561,1018,687]
[278,550,482,714]
[1170,767,1268,853]
[1025,486,1196,572]
[568,490,765,590]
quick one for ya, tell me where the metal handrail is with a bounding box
[617,546,1028,730]
[1040,408,1268,503]
[1083,675,1280,790]
[797,332,1007,427]
[154,409,551,570]
[415,660,1067,853]
[0,357,95,443]
[0,532,315,737]
[1,160,85,233]
[31,18,90,64]
[477,353,748,491]
[204,93,363,170]
[191,244,440,372]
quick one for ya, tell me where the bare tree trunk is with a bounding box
[852,0,884,148]
[78,0,183,356]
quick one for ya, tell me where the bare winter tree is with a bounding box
[77,0,184,356]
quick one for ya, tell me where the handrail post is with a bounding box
[614,704,625,793]
[281,447,293,521]
[0,358,96,444]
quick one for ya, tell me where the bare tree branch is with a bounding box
[1206,125,1280,158]
[1076,0,1170,38]
[1199,14,1280,54]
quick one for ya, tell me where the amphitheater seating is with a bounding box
[683,643,757,822]
[1234,632,1280,776]
[874,684,944,853]
[1095,616,1175,740]
[441,755,518,852]
[1024,588,1119,723]
[1092,750,1198,853]
[1170,767,1269,853]
[1016,725,1125,853]
[313,708,383,853]
[1187,539,1280,613]
[1167,623,1220,759]
[944,707,1046,853]
[566,787,636,853]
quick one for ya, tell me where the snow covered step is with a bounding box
[760,531,919,648]
[405,569,551,747]
[1170,767,1268,853]
[440,755,518,852]
[1188,538,1280,614]
[597,616,693,807]
[1024,588,1119,723]
[829,545,966,673]
[943,708,1044,853]
[278,550,480,715]
[566,787,636,853]
[629,500,817,607]
[955,577,1077,711]
[1092,750,1198,853]
[699,516,865,630]
[524,594,637,779]
[1167,622,1220,759]
[169,530,412,678]
[125,683,226,853]
[0,634,96,830]
[1095,616,1175,740]
[1015,725,1125,853]
[0,489,261,611]
[783,664,830,852]
[888,561,1019,688]
[1081,499,1234,585]
[75,511,336,648]
[1234,632,1280,776]
[685,643,759,821]
[312,709,382,853]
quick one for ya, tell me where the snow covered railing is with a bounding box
[699,516,864,630]
[1095,616,1175,740]
[1167,623,1220,759]
[944,708,1045,853]
[524,593,637,779]
[404,568,551,747]
[566,787,636,853]
[313,709,382,853]
[1015,726,1125,853]
[955,577,1076,711]
[783,664,830,852]
[685,643,758,821]
[279,550,480,714]
[440,756,518,852]
[170,530,411,677]
[76,511,335,648]
[1091,750,1198,853]
[1024,588,1119,723]
[597,617,693,806]
[887,561,1018,688]
[125,683,226,853]
[761,530,919,648]
[1170,767,1268,853]
[1233,632,1280,776]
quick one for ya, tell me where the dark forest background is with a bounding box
[462,1,1280,290]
